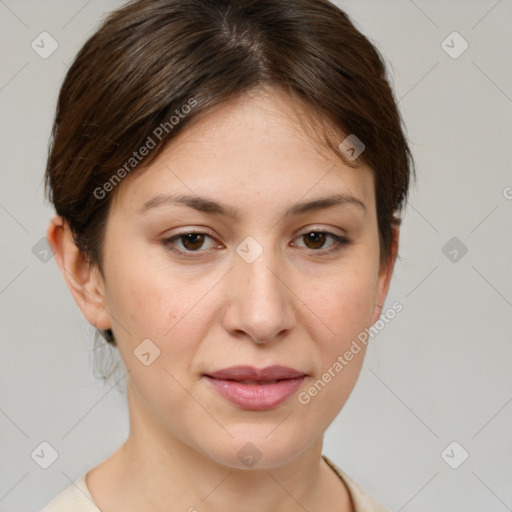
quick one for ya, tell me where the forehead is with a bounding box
[113,88,375,216]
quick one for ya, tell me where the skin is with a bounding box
[47,86,398,512]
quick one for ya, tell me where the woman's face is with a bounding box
[94,88,395,469]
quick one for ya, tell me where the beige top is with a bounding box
[40,455,388,511]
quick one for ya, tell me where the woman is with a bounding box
[41,0,413,510]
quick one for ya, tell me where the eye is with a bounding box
[291,231,350,253]
[162,231,221,256]
[162,229,350,258]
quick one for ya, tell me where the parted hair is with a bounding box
[44,0,414,346]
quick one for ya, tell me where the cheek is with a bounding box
[296,269,376,427]
[109,260,219,370]
[105,247,177,333]
[308,263,378,348]
[110,266,212,419]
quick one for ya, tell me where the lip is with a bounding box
[204,365,307,411]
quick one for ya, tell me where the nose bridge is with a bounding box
[225,236,294,343]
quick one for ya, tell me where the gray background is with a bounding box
[1,0,511,510]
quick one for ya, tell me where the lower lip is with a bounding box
[204,376,305,410]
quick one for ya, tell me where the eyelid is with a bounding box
[291,230,350,252]
[295,225,347,238]
[161,230,223,258]
[161,226,350,258]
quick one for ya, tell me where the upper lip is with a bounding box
[205,365,306,381]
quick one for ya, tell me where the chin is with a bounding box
[199,428,313,471]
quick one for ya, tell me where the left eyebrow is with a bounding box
[138,192,366,218]
[284,193,366,217]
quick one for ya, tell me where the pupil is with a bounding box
[184,233,204,250]
[305,232,325,249]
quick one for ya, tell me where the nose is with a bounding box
[221,246,296,345]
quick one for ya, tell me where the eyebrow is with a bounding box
[138,192,366,218]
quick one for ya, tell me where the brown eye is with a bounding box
[181,233,205,250]
[292,231,350,254]
[302,232,327,250]
[162,232,220,257]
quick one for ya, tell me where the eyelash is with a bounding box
[161,230,351,258]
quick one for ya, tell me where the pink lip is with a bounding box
[204,365,306,411]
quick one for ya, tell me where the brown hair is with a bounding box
[45,0,414,346]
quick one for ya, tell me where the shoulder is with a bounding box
[39,473,101,512]
[322,455,389,512]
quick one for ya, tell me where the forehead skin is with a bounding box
[110,87,376,232]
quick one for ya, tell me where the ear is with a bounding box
[370,226,399,325]
[46,215,111,331]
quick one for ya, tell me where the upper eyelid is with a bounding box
[166,227,344,239]
[167,224,346,238]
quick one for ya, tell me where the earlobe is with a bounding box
[46,215,111,331]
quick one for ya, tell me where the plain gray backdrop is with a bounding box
[1,0,511,510]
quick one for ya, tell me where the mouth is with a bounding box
[222,379,283,385]
[203,365,307,411]
[205,365,306,381]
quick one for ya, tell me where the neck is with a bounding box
[86,378,352,512]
